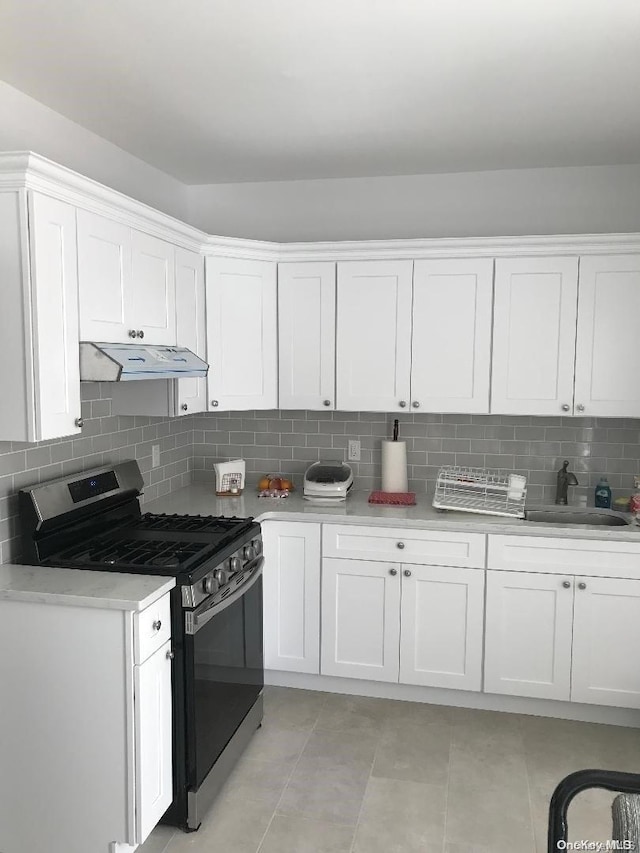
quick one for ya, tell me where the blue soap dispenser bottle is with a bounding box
[594,477,612,509]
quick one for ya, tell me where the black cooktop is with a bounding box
[47,513,258,578]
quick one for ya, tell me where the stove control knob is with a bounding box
[253,539,262,555]
[229,556,242,574]
[244,544,256,561]
[214,567,228,585]
[203,575,217,595]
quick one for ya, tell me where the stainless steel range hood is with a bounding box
[80,342,209,381]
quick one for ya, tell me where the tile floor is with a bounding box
[140,687,640,853]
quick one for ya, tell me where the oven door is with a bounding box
[183,558,264,790]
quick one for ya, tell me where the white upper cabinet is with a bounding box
[336,260,413,412]
[574,255,640,418]
[0,190,82,442]
[278,262,336,410]
[130,231,176,345]
[77,210,176,345]
[175,248,207,415]
[491,257,579,416]
[411,259,493,413]
[206,256,277,411]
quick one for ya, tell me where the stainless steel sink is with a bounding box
[524,508,631,527]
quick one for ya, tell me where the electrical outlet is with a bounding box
[348,440,361,461]
[152,444,160,468]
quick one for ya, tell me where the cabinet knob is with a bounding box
[396,542,405,549]
[128,329,137,338]
[576,404,585,413]
[561,404,570,412]
[323,400,331,407]
[136,330,145,339]
[412,401,420,409]
[399,400,407,408]
[389,568,398,576]
[166,649,175,660]
[578,582,587,590]
[181,403,188,411]
[75,417,84,428]
[153,620,162,631]
[562,580,571,589]
[211,400,219,407]
[403,569,412,577]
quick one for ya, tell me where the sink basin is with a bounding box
[524,508,631,527]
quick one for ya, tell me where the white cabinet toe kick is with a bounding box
[262,520,640,726]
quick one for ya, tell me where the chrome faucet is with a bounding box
[556,460,579,505]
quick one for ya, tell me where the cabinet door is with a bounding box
[131,231,176,345]
[175,248,207,415]
[336,260,413,412]
[574,255,640,418]
[262,521,321,674]
[278,262,336,410]
[411,259,493,413]
[491,257,579,415]
[321,558,400,682]
[206,257,278,410]
[29,192,82,440]
[572,576,640,708]
[134,639,172,844]
[399,565,484,691]
[77,209,133,343]
[484,570,574,701]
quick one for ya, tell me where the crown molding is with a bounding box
[0,151,208,253]
[2,152,640,260]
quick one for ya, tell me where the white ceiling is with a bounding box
[2,0,640,184]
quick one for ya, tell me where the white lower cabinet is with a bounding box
[571,576,640,708]
[399,564,485,691]
[262,521,321,674]
[484,570,574,701]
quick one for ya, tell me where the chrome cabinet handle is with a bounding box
[396,542,405,549]
[404,569,412,577]
[561,404,570,412]
[137,330,145,339]
[562,580,571,589]
[399,400,407,408]
[576,404,585,412]
[389,568,398,576]
[128,329,137,338]
[412,401,420,408]
[152,620,162,631]
[181,403,188,411]
[75,417,84,428]
[578,582,587,590]
[323,400,331,407]
[211,400,219,407]
[166,649,174,660]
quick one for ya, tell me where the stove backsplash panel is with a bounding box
[192,410,640,507]
[0,383,193,564]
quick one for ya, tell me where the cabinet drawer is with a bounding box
[488,535,640,580]
[134,594,171,664]
[323,524,485,568]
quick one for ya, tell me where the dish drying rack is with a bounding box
[433,466,527,518]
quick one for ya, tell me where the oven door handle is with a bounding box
[186,556,264,635]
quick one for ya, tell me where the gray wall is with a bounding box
[187,164,640,242]
[0,383,193,564]
[193,410,640,507]
[0,81,190,222]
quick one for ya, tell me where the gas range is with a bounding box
[18,460,264,833]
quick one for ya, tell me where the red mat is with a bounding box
[368,491,416,506]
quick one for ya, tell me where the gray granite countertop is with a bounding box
[145,485,640,542]
[0,564,175,611]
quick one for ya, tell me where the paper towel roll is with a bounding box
[381,440,408,492]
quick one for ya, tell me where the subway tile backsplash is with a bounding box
[3,401,640,565]
[192,410,640,505]
[0,383,194,564]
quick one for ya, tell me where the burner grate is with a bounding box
[57,537,212,570]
